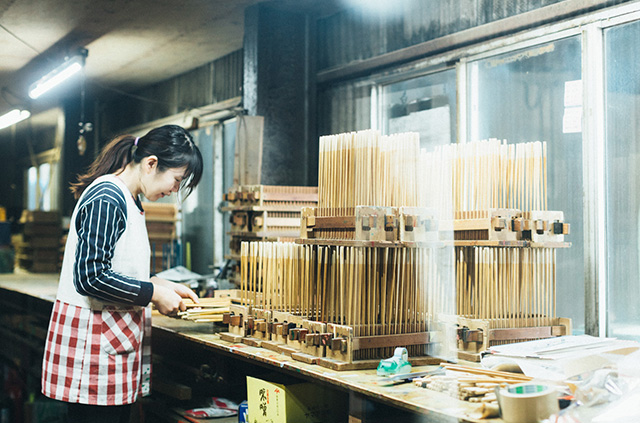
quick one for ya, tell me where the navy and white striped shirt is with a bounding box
[72,181,154,306]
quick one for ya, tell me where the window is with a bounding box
[25,161,58,211]
[26,166,37,211]
[380,68,457,150]
[366,3,640,339]
[604,19,640,340]
[466,36,585,333]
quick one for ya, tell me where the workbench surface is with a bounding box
[0,272,496,423]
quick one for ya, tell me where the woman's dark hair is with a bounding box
[70,125,203,199]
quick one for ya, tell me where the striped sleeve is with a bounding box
[72,182,154,306]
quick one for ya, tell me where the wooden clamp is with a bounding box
[534,219,548,234]
[253,215,264,227]
[327,336,348,353]
[290,328,308,342]
[511,217,523,232]
[553,222,570,235]
[305,333,318,346]
[384,215,397,231]
[289,328,299,341]
[320,333,333,347]
[457,327,483,343]
[306,215,316,227]
[230,315,243,326]
[232,213,247,226]
[255,321,267,333]
[282,322,297,336]
[268,322,279,335]
[491,217,507,231]
[222,313,231,324]
[404,215,415,232]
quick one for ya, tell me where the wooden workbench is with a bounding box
[0,272,497,423]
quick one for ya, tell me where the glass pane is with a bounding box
[381,69,457,150]
[39,162,51,211]
[318,83,372,135]
[222,119,237,260]
[605,20,640,340]
[182,127,215,275]
[468,36,584,333]
[27,166,37,211]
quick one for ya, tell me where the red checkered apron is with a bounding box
[42,175,152,406]
[42,300,152,405]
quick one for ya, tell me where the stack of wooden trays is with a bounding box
[142,202,178,274]
[13,210,62,273]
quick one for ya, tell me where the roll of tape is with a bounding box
[496,383,559,423]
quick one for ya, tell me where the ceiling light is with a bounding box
[28,49,88,99]
[0,109,30,130]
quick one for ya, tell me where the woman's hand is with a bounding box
[150,284,185,315]
[150,276,199,314]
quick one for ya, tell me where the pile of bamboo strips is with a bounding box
[455,247,556,329]
[317,130,421,214]
[318,133,548,221]
[421,139,548,215]
[415,363,532,414]
[177,297,231,323]
[240,240,455,359]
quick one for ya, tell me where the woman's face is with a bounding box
[142,166,187,201]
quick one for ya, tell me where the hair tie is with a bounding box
[134,137,140,146]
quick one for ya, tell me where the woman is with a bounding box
[41,125,203,422]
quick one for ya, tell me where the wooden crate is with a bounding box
[14,211,62,273]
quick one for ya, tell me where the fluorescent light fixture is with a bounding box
[0,109,31,130]
[28,52,86,99]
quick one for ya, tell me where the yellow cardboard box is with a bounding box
[247,375,346,423]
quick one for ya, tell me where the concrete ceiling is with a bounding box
[0,0,345,123]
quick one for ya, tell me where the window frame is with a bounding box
[368,1,640,338]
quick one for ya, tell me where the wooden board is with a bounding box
[261,340,286,353]
[316,356,443,371]
[290,352,320,364]
[242,337,264,348]
[219,332,243,343]
[275,345,299,357]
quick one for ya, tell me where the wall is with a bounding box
[97,50,243,140]
[315,0,633,141]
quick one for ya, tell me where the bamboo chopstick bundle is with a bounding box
[421,139,548,216]
[177,297,232,323]
[238,240,457,360]
[455,246,556,336]
[317,129,422,215]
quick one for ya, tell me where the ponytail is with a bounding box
[70,125,203,200]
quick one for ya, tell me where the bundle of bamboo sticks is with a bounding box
[318,133,547,220]
[421,139,548,215]
[177,297,232,323]
[240,240,455,359]
[415,363,532,415]
[455,247,556,328]
[317,130,421,214]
